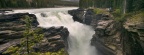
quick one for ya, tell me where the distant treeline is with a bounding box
[0,0,78,8]
[79,0,144,13]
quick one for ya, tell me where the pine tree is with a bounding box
[3,15,44,55]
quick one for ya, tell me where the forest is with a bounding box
[0,0,78,8]
[1,0,144,13]
[79,0,144,13]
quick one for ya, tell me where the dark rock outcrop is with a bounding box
[68,8,85,23]
[69,9,116,55]
[0,13,38,54]
[91,14,117,55]
[33,26,69,52]
[68,9,144,55]
[0,13,36,40]
[0,13,69,54]
[0,13,38,53]
[0,13,38,44]
[84,9,95,25]
[122,20,144,55]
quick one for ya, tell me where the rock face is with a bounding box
[0,13,37,44]
[68,9,144,55]
[0,13,69,54]
[69,9,116,55]
[0,13,38,53]
[33,26,69,52]
[68,8,85,23]
[123,20,144,55]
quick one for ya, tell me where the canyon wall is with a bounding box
[0,13,69,54]
[68,9,144,55]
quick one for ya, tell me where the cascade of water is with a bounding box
[35,11,97,55]
[14,7,97,55]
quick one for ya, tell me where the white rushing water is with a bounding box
[14,7,97,55]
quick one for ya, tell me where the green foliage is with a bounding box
[113,15,125,22]
[112,9,122,17]
[3,15,67,55]
[3,46,20,55]
[43,48,67,55]
[94,8,109,14]
[0,0,78,8]
[127,0,144,12]
[3,15,44,55]
[79,0,144,14]
[126,10,144,24]
[111,9,125,22]
[79,0,93,8]
[4,47,67,55]
[94,8,103,14]
[112,9,144,22]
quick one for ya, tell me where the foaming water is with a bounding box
[13,7,97,55]
[35,11,97,55]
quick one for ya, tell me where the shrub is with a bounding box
[112,9,122,17]
[3,15,44,55]
[127,11,144,24]
[3,15,67,55]
[111,9,126,22]
[94,8,109,14]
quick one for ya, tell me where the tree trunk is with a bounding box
[123,0,127,14]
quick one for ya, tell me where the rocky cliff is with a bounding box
[1,9,144,55]
[68,9,144,55]
[0,13,69,54]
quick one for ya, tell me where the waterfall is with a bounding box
[14,7,97,55]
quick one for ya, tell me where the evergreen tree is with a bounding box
[3,15,44,55]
